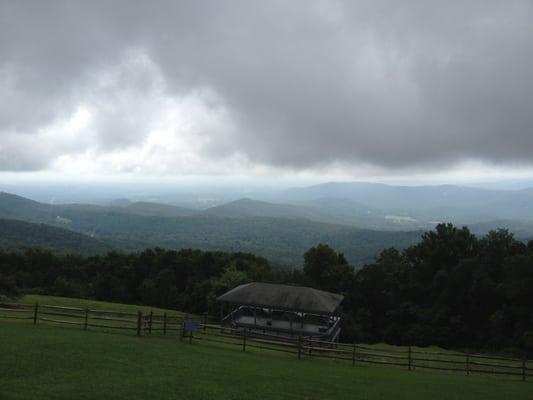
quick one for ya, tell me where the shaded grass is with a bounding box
[4,295,531,377]
[0,295,533,379]
[1,322,533,400]
[20,294,186,317]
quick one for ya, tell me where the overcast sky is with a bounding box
[1,1,533,183]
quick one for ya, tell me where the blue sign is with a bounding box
[183,319,199,333]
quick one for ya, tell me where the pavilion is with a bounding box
[217,282,344,342]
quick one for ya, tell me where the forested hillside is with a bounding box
[2,223,533,353]
[0,192,421,265]
[0,219,112,255]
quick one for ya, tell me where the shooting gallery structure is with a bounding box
[217,282,344,342]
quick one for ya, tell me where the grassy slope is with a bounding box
[20,294,186,317]
[16,295,525,358]
[1,322,532,400]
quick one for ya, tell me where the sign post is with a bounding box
[182,319,199,344]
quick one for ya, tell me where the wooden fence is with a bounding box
[1,302,532,381]
[0,302,210,336]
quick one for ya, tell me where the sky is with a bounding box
[1,1,533,185]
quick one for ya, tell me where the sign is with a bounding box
[183,319,199,333]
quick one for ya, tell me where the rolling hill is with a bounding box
[274,181,533,221]
[251,182,533,233]
[116,201,196,217]
[3,188,531,266]
[0,218,113,255]
[0,192,422,265]
[202,198,333,221]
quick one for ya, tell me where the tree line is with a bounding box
[1,223,533,354]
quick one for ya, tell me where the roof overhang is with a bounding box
[217,282,344,315]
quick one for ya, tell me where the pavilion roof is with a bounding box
[217,282,344,314]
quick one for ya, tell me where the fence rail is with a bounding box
[1,302,531,381]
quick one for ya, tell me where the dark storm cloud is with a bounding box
[0,0,532,171]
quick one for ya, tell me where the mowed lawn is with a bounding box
[1,322,533,400]
[20,294,187,317]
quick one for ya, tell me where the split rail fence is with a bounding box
[1,302,532,381]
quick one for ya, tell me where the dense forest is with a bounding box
[0,192,421,266]
[0,219,112,255]
[1,223,533,354]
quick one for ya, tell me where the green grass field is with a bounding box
[19,294,187,317]
[1,320,533,400]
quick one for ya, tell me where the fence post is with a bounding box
[408,346,412,371]
[352,342,356,367]
[33,303,38,325]
[523,354,526,382]
[148,311,153,335]
[243,329,247,352]
[298,336,302,360]
[189,330,193,344]
[466,350,470,376]
[137,311,143,337]
[84,308,89,330]
[163,313,167,335]
[203,313,207,333]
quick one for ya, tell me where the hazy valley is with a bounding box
[2,181,533,266]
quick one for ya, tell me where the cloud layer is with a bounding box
[1,1,533,175]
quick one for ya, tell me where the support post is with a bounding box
[408,346,412,371]
[203,313,207,333]
[189,330,193,344]
[163,313,167,335]
[243,329,247,352]
[137,311,142,337]
[352,342,356,367]
[148,311,153,335]
[183,313,188,338]
[466,350,470,376]
[84,308,89,330]
[522,354,526,382]
[289,313,293,334]
[33,303,38,325]
[220,304,224,333]
[298,336,302,360]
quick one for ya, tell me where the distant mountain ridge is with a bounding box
[262,181,533,232]
[202,198,333,221]
[117,201,196,217]
[275,181,533,216]
[0,191,422,265]
[2,183,533,266]
[5,180,533,232]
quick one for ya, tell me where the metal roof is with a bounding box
[217,282,344,314]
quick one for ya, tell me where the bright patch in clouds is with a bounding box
[32,51,254,176]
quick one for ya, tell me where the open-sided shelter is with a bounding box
[217,282,344,342]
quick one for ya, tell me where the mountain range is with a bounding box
[1,181,532,265]
[0,191,422,265]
